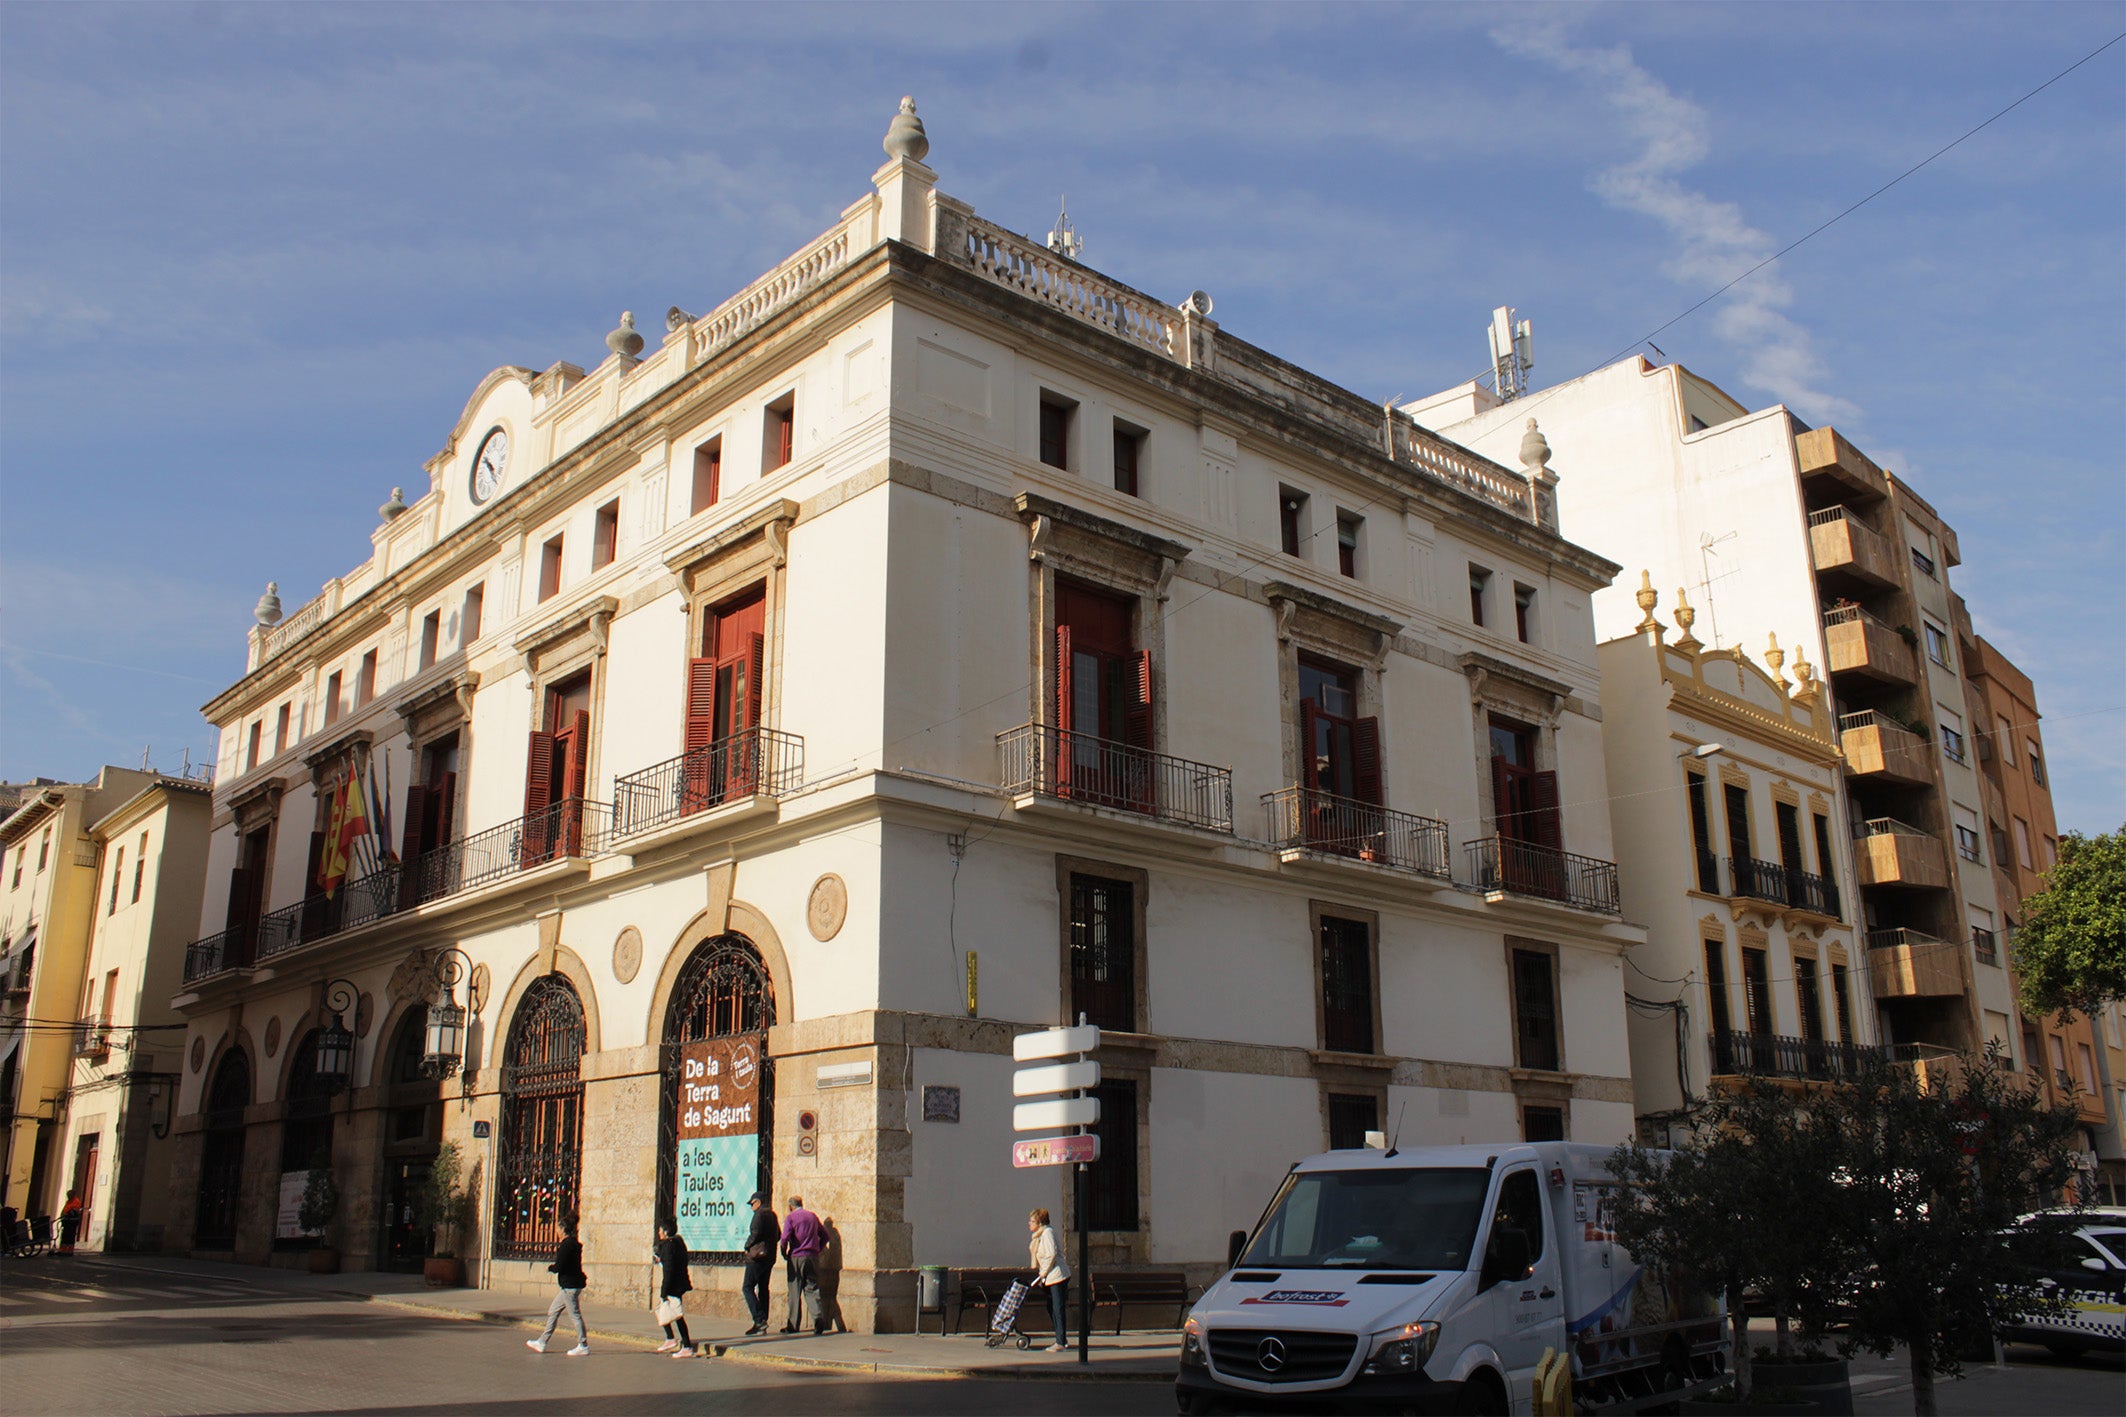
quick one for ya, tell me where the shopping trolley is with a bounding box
[985,1278,1034,1349]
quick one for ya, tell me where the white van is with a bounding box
[1176,1141,1726,1415]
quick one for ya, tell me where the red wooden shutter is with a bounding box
[1125,651,1154,751]
[565,710,591,798]
[523,730,556,867]
[1530,771,1563,852]
[683,657,718,814]
[1490,755,1515,835]
[744,634,766,727]
[1053,626,1073,792]
[397,784,428,910]
[1353,717,1383,806]
[434,772,456,851]
[1300,699,1323,792]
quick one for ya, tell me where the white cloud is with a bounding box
[1494,22,1860,425]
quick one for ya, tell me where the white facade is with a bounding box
[171,105,1642,1326]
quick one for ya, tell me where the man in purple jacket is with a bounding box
[779,1194,826,1335]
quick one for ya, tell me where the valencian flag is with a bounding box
[316,767,371,899]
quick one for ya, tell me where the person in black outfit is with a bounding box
[654,1218,696,1357]
[741,1192,778,1336]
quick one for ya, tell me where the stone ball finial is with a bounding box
[606,310,644,359]
[883,96,929,161]
[1765,630,1786,679]
[1519,417,1553,474]
[380,486,408,522]
[254,582,283,627]
[1634,570,1660,632]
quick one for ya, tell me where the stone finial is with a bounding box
[883,96,929,161]
[380,486,408,522]
[1634,570,1661,634]
[1519,417,1553,475]
[1790,649,1816,701]
[606,311,644,359]
[1764,630,1785,681]
[1672,587,1701,650]
[254,582,283,627]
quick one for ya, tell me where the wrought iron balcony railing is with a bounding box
[1729,855,1790,905]
[1263,786,1450,878]
[75,1018,112,1058]
[612,728,805,838]
[1788,869,1842,919]
[1709,1030,1881,1082]
[999,723,1234,834]
[1465,836,1621,914]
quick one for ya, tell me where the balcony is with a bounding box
[1709,1030,1882,1083]
[1464,836,1621,914]
[613,728,805,839]
[1839,711,1931,786]
[1789,870,1842,920]
[1728,856,1790,905]
[1794,427,1889,503]
[999,724,1234,834]
[1853,818,1952,890]
[1822,605,1918,687]
[1867,927,1964,999]
[1263,786,1449,879]
[183,798,615,985]
[1808,507,1900,590]
[75,1019,112,1059]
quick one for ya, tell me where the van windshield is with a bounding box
[1240,1167,1490,1271]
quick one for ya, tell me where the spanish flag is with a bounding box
[317,769,371,900]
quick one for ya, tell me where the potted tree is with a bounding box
[299,1157,341,1274]
[414,1140,475,1287]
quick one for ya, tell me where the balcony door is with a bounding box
[685,590,766,811]
[1055,579,1150,811]
[1299,656,1379,852]
[525,672,591,864]
[1490,718,1562,896]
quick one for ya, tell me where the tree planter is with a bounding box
[424,1257,465,1287]
[1752,1358,1851,1416]
[306,1246,341,1275]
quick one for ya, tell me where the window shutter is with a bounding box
[1054,626,1073,792]
[524,731,557,819]
[565,710,591,799]
[399,785,428,865]
[1125,651,1154,752]
[1300,699,1322,793]
[223,867,254,963]
[306,830,328,897]
[1490,754,1515,834]
[434,772,457,851]
[1531,770,1562,853]
[1353,717,1383,806]
[683,658,719,815]
[730,636,766,796]
[744,634,766,728]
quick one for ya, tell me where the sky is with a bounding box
[1,1,2121,833]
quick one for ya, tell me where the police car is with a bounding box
[1998,1208,2126,1359]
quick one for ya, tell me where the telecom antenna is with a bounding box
[1046,197,1082,261]
[1697,531,1741,650]
[1489,306,1533,402]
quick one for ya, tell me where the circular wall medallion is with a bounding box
[190,1036,206,1074]
[355,990,375,1038]
[806,873,848,942]
[263,1016,282,1058]
[471,963,492,1010]
[612,926,643,984]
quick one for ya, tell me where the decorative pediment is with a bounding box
[1265,580,1401,668]
[1461,651,1571,728]
[303,729,374,786]
[664,498,800,596]
[1017,491,1190,597]
[514,596,619,679]
[397,670,481,743]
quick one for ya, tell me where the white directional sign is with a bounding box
[1013,1023,1101,1062]
[1013,1060,1101,1098]
[1014,1096,1100,1133]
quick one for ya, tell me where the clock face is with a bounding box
[469,427,510,504]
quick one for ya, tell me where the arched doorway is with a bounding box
[379,1006,441,1271]
[275,1031,337,1251]
[659,934,775,1259]
[494,976,585,1259]
[194,1050,251,1250]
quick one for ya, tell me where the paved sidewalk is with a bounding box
[73,1254,1181,1383]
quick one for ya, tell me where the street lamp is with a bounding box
[1677,742,1725,760]
[421,947,479,1079]
[314,978,359,1090]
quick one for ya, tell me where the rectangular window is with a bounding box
[1038,395,1072,471]
[1795,956,1823,1043]
[1955,805,1983,863]
[274,703,291,756]
[1907,516,1937,579]
[1939,724,1966,764]
[2077,1042,2098,1095]
[1997,716,2016,768]
[2049,1034,2070,1090]
[2026,740,2045,785]
[418,611,441,672]
[2043,835,2056,869]
[1723,782,1753,867]
[108,846,124,914]
[1813,810,1837,878]
[592,499,619,571]
[1511,947,1560,1072]
[2013,817,2034,870]
[1300,655,1380,812]
[1776,801,1804,888]
[462,583,485,646]
[1327,1092,1379,1152]
[1468,565,1491,627]
[764,393,795,472]
[323,672,343,727]
[10,847,20,887]
[1514,584,1536,644]
[1336,513,1362,579]
[1319,914,1375,1054]
[1742,946,1773,1037]
[100,969,118,1024]
[691,438,722,514]
[1279,489,1307,557]
[1521,1106,1566,1143]
[1703,941,1733,1037]
[539,535,563,602]
[1923,619,1950,667]
[132,832,146,903]
[356,649,378,707]
[1687,772,1719,892]
[1112,424,1143,497]
[1068,874,1137,1034]
[1831,961,1853,1043]
[1088,1078,1139,1230]
[246,721,262,771]
[1910,545,1936,578]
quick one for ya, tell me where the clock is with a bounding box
[469,427,510,504]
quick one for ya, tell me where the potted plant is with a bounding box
[298,1158,341,1274]
[414,1140,474,1287]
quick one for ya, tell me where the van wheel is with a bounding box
[2043,1340,2087,1360]
[1452,1371,1509,1416]
[1175,1393,1222,1416]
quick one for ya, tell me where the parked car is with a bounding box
[1997,1207,2126,1359]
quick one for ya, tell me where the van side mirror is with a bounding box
[1481,1227,1532,1289]
[1228,1230,1249,1268]
[2083,1256,2108,1274]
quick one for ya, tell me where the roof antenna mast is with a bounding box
[1489,305,1533,402]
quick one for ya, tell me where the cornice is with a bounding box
[1013,491,1193,566]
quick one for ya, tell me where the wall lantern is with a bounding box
[314,978,359,1089]
[421,947,480,1079]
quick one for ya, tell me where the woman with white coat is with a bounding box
[1028,1207,1071,1353]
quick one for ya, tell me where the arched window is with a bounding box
[280,1030,337,1172]
[385,1006,440,1145]
[494,976,585,1259]
[195,1049,251,1249]
[659,935,775,1260]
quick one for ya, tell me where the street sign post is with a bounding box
[1012,1017,1101,1365]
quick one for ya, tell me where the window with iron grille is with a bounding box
[1319,915,1375,1054]
[660,936,776,1260]
[1794,957,1824,1043]
[1831,962,1854,1043]
[1512,948,1560,1072]
[1327,1092,1379,1151]
[1068,874,1137,1034]
[494,976,586,1260]
[1521,1105,1566,1142]
[1088,1079,1139,1230]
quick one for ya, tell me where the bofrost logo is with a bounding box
[1256,1336,1287,1373]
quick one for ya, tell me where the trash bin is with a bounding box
[918,1265,948,1333]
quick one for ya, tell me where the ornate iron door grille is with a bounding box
[493,976,586,1260]
[658,935,776,1262]
[194,1051,251,1249]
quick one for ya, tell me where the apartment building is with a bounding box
[1412,358,2018,1073]
[167,102,1642,1325]
[1599,588,1872,1141]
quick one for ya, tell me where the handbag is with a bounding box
[655,1295,684,1325]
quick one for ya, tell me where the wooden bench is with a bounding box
[951,1267,1032,1336]
[1091,1270,1196,1333]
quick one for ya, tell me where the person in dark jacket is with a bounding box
[527,1213,590,1355]
[741,1192,778,1336]
[654,1218,697,1357]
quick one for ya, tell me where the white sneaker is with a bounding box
[566,1344,591,1357]
[656,1339,679,1352]
[526,1339,547,1353]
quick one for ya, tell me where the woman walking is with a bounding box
[1028,1207,1071,1353]
[654,1218,696,1357]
